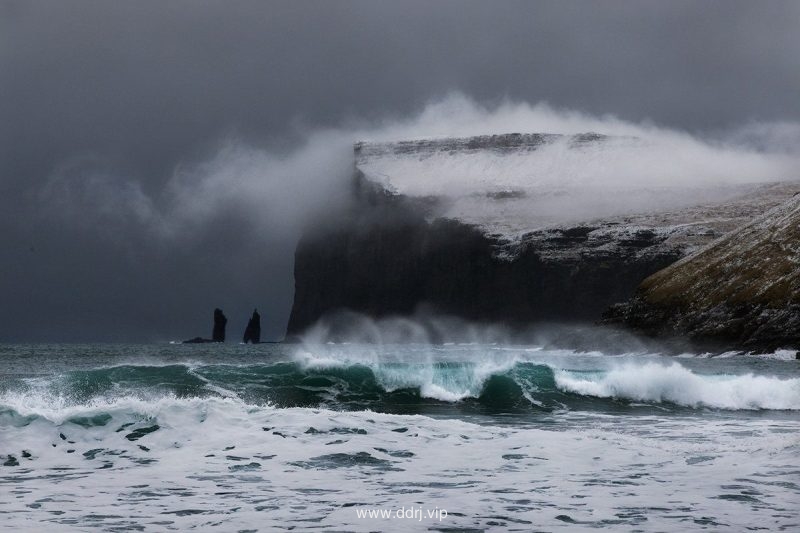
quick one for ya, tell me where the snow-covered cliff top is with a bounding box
[355,133,798,251]
[356,133,630,200]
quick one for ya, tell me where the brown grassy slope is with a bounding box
[638,192,800,311]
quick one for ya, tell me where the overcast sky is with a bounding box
[2,0,799,342]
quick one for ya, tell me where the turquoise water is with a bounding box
[1,342,798,531]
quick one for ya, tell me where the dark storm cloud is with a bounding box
[1,0,799,341]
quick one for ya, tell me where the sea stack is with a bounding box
[243,309,261,344]
[212,308,227,342]
[183,308,228,343]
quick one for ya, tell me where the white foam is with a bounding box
[0,389,260,424]
[2,398,799,532]
[716,348,799,360]
[554,362,800,410]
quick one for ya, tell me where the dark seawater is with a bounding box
[1,342,798,531]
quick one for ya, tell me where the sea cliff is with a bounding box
[286,133,796,338]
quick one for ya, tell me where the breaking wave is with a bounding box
[1,359,797,420]
[553,362,800,410]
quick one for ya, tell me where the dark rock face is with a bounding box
[243,309,261,344]
[212,308,227,342]
[286,179,681,336]
[605,299,800,352]
[605,194,800,352]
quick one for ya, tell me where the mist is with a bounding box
[352,95,800,231]
[297,307,678,359]
[43,94,800,244]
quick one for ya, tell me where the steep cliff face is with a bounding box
[286,133,796,337]
[287,192,681,334]
[605,193,800,352]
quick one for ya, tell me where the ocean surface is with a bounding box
[1,342,798,531]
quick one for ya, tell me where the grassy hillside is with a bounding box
[639,192,800,309]
[606,191,800,352]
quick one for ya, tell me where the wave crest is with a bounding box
[554,362,800,410]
